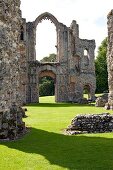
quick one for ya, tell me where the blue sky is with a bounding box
[20,0,113,60]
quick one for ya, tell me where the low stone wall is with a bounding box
[66,113,113,135]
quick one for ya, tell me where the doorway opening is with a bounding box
[83,84,91,100]
[39,70,56,103]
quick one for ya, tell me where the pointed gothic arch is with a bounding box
[34,12,59,28]
[33,12,61,62]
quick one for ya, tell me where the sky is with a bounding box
[20,0,113,60]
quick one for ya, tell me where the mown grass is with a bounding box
[0,96,113,170]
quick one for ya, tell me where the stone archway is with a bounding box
[39,70,56,101]
[34,12,59,27]
[83,83,95,101]
[83,84,91,100]
[34,12,60,61]
[39,70,56,79]
[38,63,57,102]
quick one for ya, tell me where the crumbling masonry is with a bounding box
[26,12,96,103]
[107,10,113,109]
[0,0,25,139]
[0,0,96,139]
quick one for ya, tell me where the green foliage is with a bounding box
[95,38,108,93]
[39,53,56,96]
[40,53,56,62]
[0,96,113,170]
[39,77,54,96]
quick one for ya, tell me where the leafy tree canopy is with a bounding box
[95,38,108,93]
[39,53,56,96]
[40,53,56,62]
[39,77,54,97]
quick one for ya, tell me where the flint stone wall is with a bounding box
[66,113,113,135]
[107,10,113,109]
[95,93,108,107]
[0,0,25,140]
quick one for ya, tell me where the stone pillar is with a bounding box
[57,23,68,62]
[0,0,25,140]
[107,10,113,109]
[27,62,38,103]
[19,19,28,105]
[26,22,36,61]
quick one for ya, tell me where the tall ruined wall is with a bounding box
[68,21,96,102]
[0,0,25,140]
[107,10,113,109]
[25,12,96,103]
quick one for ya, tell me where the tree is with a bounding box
[40,53,56,62]
[95,38,108,93]
[39,77,55,96]
[39,54,56,96]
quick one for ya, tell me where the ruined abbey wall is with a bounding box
[0,1,96,139]
[24,13,96,103]
[107,10,113,109]
[0,0,25,139]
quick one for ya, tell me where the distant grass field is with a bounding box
[0,96,113,170]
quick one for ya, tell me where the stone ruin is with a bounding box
[1,0,113,140]
[95,93,108,107]
[66,113,113,135]
[25,13,96,103]
[107,10,113,109]
[0,0,26,140]
[0,0,96,140]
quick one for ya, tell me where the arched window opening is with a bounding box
[83,84,91,100]
[36,20,57,62]
[84,49,88,56]
[84,49,89,66]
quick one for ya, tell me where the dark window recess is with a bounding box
[20,26,24,41]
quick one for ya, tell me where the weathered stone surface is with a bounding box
[95,93,108,107]
[0,105,26,140]
[66,113,113,135]
[78,98,89,104]
[0,0,26,140]
[107,10,113,109]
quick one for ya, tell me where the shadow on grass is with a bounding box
[1,128,113,170]
[27,103,95,108]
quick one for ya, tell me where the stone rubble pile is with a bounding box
[95,93,108,107]
[66,113,113,135]
[78,98,89,104]
[0,105,26,140]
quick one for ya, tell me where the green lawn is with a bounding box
[0,96,113,170]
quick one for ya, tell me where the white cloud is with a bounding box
[20,0,113,59]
